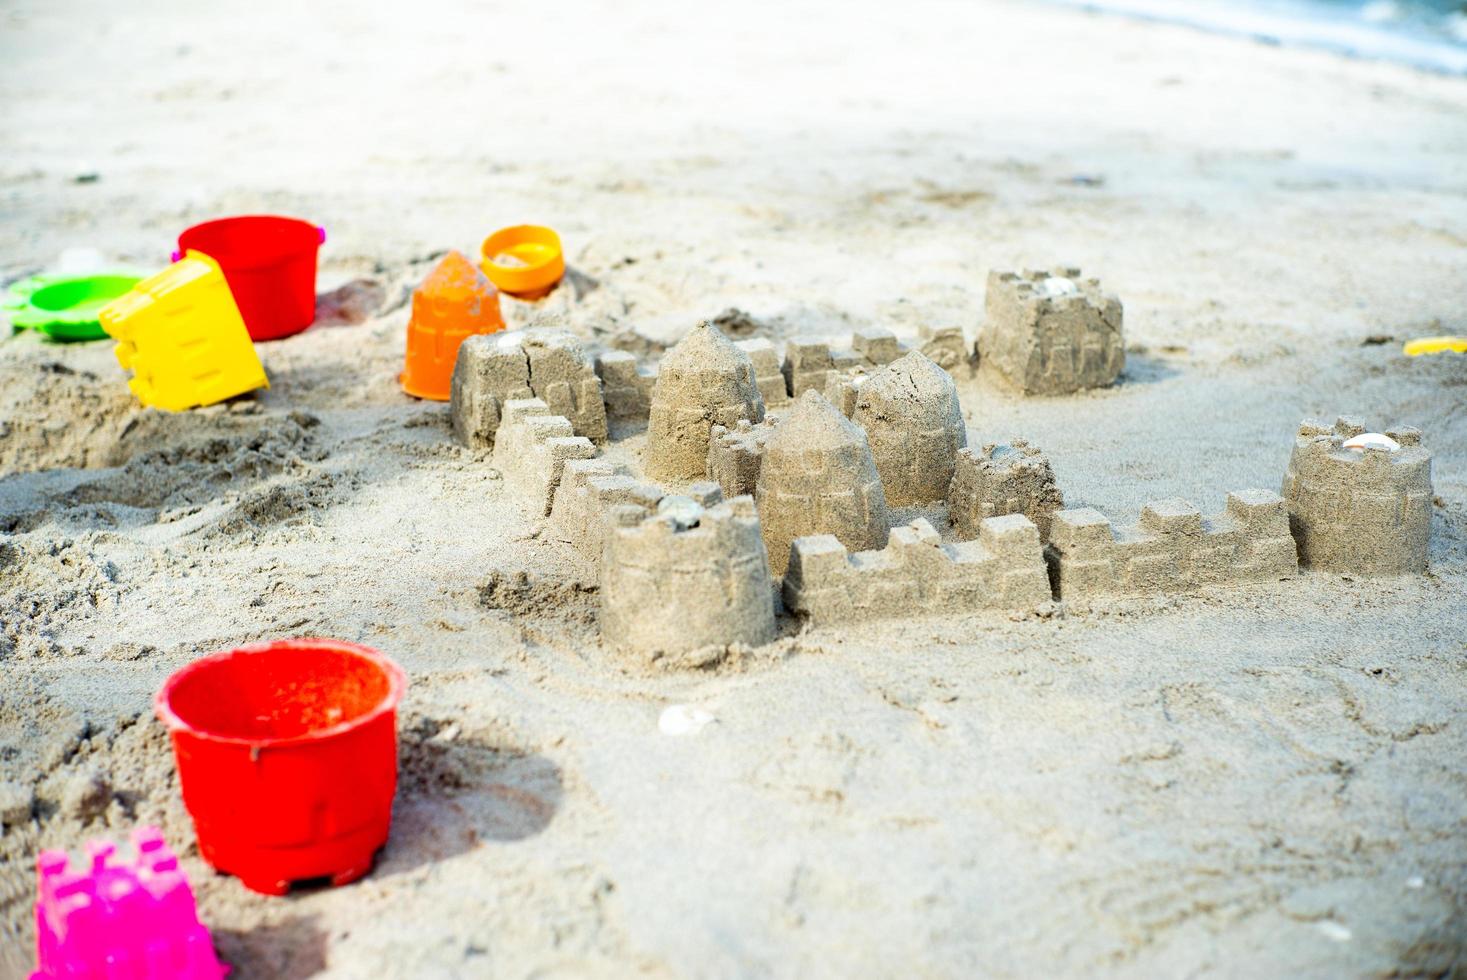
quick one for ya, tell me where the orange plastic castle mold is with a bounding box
[400,250,505,401]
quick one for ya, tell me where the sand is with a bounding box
[2,0,1466,975]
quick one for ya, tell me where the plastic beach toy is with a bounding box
[4,273,143,341]
[31,826,227,979]
[479,225,565,298]
[154,638,406,896]
[176,215,324,341]
[99,251,268,411]
[1403,336,1467,356]
[400,249,505,401]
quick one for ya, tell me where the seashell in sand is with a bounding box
[659,704,716,736]
[1342,432,1399,453]
[1039,276,1078,298]
[657,495,704,529]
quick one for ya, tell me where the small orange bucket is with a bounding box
[479,225,564,298]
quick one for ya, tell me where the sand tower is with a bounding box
[1282,416,1433,575]
[851,350,967,506]
[600,496,776,658]
[451,328,607,448]
[755,390,890,576]
[645,323,765,483]
[978,267,1123,395]
[948,440,1065,542]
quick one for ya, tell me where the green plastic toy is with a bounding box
[4,273,145,341]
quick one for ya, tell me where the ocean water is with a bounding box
[1050,0,1467,72]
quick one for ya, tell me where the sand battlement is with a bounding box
[707,416,781,498]
[548,458,666,563]
[600,495,776,656]
[782,326,968,400]
[978,267,1124,395]
[784,514,1050,625]
[595,350,657,422]
[994,268,1111,311]
[451,328,607,448]
[1282,416,1432,575]
[492,399,598,516]
[1287,417,1430,485]
[949,440,1065,542]
[733,338,790,408]
[1046,490,1297,598]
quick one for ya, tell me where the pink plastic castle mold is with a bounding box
[32,826,227,979]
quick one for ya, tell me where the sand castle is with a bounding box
[1045,490,1297,599]
[451,328,607,448]
[599,496,776,657]
[645,323,766,483]
[978,268,1124,395]
[784,515,1050,625]
[755,391,890,576]
[492,399,598,515]
[595,326,965,427]
[1282,416,1432,575]
[851,350,967,506]
[948,441,1065,542]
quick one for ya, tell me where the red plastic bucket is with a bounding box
[154,638,406,896]
[175,215,324,341]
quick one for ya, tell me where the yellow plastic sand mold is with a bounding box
[98,251,269,412]
[1403,336,1467,357]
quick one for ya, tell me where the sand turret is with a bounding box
[851,350,967,506]
[645,323,765,483]
[1282,416,1432,575]
[600,496,776,659]
[948,440,1065,542]
[451,327,607,448]
[978,267,1124,395]
[755,391,890,576]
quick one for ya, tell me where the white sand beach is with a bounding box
[1,0,1465,975]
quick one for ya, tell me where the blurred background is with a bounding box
[1053,0,1467,71]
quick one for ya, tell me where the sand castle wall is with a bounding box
[491,399,598,516]
[1282,416,1432,575]
[451,329,607,447]
[782,326,962,400]
[734,338,790,408]
[600,496,776,657]
[595,351,657,422]
[1046,490,1297,599]
[783,515,1050,625]
[548,459,665,563]
[707,417,781,499]
[978,268,1124,395]
[949,441,1065,542]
